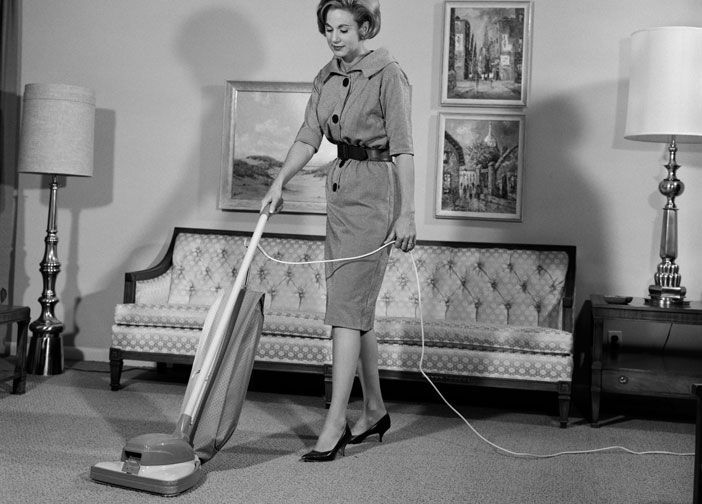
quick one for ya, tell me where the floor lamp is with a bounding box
[17,83,95,375]
[624,26,702,307]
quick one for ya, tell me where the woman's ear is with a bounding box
[359,21,370,39]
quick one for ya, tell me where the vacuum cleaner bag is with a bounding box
[191,288,265,462]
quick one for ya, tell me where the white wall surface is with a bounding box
[16,0,702,359]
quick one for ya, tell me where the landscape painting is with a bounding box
[436,112,524,220]
[219,81,335,213]
[441,1,532,106]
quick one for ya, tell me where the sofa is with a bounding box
[110,227,576,426]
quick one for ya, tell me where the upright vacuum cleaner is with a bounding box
[90,208,272,495]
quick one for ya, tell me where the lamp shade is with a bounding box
[17,83,96,177]
[624,26,702,143]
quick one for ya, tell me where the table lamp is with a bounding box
[17,83,95,375]
[624,26,702,307]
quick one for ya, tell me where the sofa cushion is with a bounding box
[256,335,330,365]
[378,343,573,382]
[374,317,572,355]
[114,303,331,340]
[112,325,201,354]
[114,303,210,329]
[262,311,330,339]
[111,324,331,365]
[114,303,570,356]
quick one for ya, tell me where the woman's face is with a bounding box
[324,8,366,63]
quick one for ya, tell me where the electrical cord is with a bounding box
[661,323,674,353]
[257,241,694,458]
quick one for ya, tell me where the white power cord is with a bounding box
[256,240,694,458]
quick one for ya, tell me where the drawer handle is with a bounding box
[618,375,629,385]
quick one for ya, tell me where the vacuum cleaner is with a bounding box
[90,208,272,495]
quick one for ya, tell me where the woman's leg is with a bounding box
[352,329,387,435]
[313,326,360,451]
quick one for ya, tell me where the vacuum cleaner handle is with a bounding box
[176,207,272,440]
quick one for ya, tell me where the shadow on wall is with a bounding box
[174,7,264,225]
[14,108,116,358]
[30,7,263,358]
[60,108,116,355]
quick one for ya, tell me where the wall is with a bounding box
[16,0,702,360]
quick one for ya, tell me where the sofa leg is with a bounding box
[109,347,124,391]
[557,381,572,428]
[324,364,332,409]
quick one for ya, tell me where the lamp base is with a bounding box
[27,332,64,375]
[646,285,689,308]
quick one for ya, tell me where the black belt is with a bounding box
[337,143,391,162]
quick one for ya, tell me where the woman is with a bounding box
[261,0,416,462]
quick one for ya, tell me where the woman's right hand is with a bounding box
[261,182,284,214]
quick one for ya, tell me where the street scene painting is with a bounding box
[441,1,532,106]
[436,112,524,220]
[219,81,336,213]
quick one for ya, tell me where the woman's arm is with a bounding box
[390,153,417,252]
[261,141,316,212]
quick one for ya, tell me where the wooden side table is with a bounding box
[590,294,702,426]
[0,305,31,394]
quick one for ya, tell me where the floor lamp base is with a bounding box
[27,332,64,375]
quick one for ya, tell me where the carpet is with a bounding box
[0,360,695,504]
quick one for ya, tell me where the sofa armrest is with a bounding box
[123,228,182,303]
[561,295,574,334]
[130,269,173,304]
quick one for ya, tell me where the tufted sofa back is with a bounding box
[164,230,573,329]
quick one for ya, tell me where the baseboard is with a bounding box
[64,345,109,362]
[7,342,156,369]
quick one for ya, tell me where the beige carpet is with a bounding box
[0,360,695,504]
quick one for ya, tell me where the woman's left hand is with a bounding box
[391,212,416,252]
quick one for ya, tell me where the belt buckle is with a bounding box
[338,143,349,160]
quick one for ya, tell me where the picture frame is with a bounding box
[219,81,336,213]
[441,1,533,107]
[435,111,525,221]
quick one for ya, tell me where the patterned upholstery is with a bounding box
[111,231,574,388]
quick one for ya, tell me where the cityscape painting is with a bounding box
[435,112,524,220]
[441,1,533,106]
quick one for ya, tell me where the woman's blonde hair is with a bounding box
[316,0,381,40]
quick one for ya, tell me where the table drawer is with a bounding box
[602,369,696,397]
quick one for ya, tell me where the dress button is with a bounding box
[332,114,339,123]
[332,182,338,192]
[343,77,349,87]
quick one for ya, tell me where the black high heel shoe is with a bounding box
[300,424,352,462]
[348,413,390,444]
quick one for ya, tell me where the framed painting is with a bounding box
[219,81,335,213]
[435,111,524,221]
[441,1,533,107]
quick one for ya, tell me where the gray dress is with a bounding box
[295,48,414,331]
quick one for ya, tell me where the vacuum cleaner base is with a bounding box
[90,433,201,496]
[90,459,201,496]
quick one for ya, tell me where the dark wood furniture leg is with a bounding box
[558,381,571,428]
[12,317,29,394]
[109,347,124,390]
[590,315,604,426]
[0,306,31,395]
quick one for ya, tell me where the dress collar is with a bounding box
[320,47,395,81]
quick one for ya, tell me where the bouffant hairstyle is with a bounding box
[316,0,381,40]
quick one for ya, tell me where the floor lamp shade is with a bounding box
[17,83,96,375]
[18,83,95,176]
